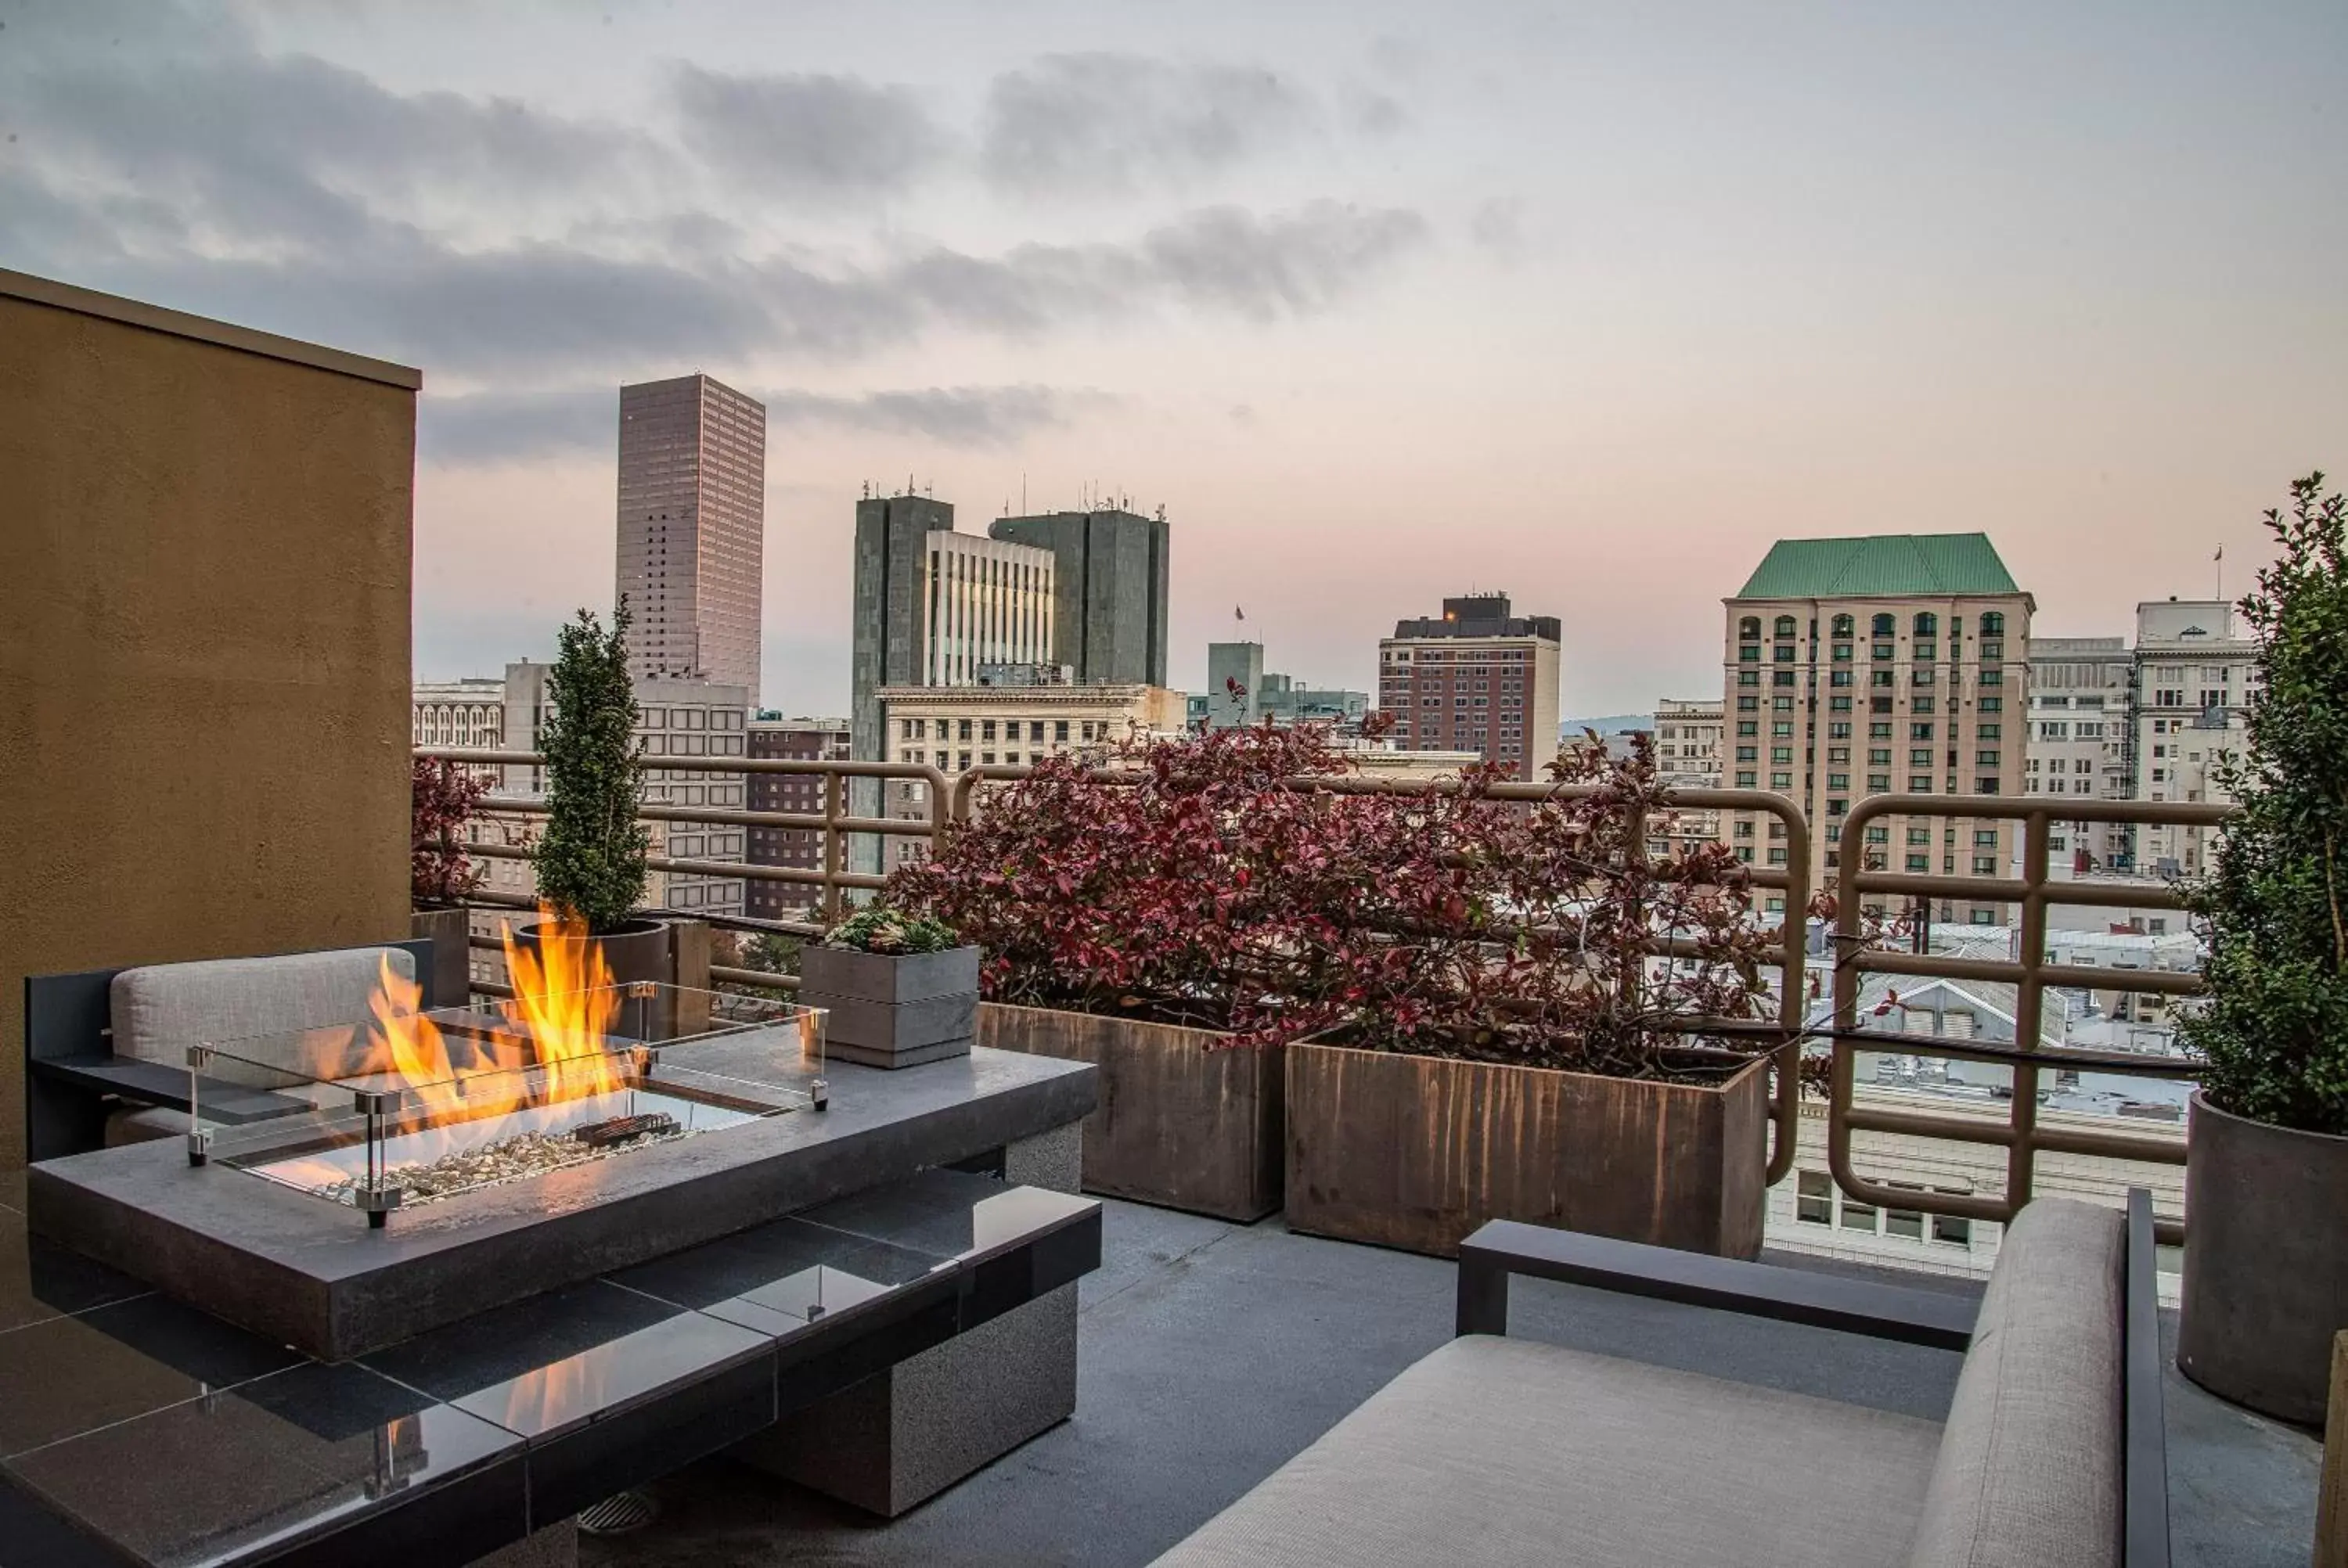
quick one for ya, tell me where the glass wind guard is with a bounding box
[187,984,826,1221]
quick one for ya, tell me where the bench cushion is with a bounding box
[110,948,415,1066]
[1150,1334,1942,1568]
[1907,1197,2124,1568]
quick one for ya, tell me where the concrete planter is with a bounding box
[801,945,980,1069]
[409,905,470,1009]
[1284,1041,1770,1259]
[978,1002,1282,1222]
[2178,1091,2348,1426]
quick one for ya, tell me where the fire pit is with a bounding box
[185,940,825,1227]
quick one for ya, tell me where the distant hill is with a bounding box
[1559,714,1650,739]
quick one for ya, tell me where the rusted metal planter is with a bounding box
[2179,1091,2348,1426]
[1284,1040,1770,1259]
[977,1002,1282,1221]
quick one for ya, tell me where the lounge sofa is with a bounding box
[1151,1192,2166,1568]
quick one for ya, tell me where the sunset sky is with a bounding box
[5,0,2343,717]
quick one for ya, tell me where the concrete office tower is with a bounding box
[2023,637,2135,872]
[988,509,1171,687]
[1205,642,1266,728]
[617,375,768,708]
[1721,534,2033,926]
[2131,599,2256,879]
[850,493,1057,871]
[1377,594,1563,779]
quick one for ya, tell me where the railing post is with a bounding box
[2007,808,2051,1216]
[821,771,844,927]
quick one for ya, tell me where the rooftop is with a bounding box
[1734,532,2022,601]
[582,1197,2320,1568]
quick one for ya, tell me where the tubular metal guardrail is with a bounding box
[417,745,2228,1238]
[1830,795,2233,1246]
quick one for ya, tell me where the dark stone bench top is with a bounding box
[0,1167,1100,1567]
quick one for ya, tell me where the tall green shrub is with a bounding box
[532,602,649,933]
[2181,474,2348,1135]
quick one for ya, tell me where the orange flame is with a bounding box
[499,908,628,1102]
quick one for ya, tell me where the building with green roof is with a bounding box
[1720,531,2033,930]
[1734,532,2027,602]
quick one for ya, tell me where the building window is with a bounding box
[1739,617,1761,640]
[1913,612,1937,635]
[1872,613,1895,635]
[1796,1171,1832,1225]
[1840,1197,1879,1232]
[1933,1214,1972,1246]
[1973,856,1997,874]
[1831,614,1855,637]
[1885,1208,1925,1241]
[1767,847,1788,865]
[1907,854,1930,872]
[1979,611,2004,635]
[1774,615,1797,637]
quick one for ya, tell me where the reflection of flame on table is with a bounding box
[366,1413,427,1500]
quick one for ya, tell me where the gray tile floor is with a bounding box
[589,1198,2323,1567]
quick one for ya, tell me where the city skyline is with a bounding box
[8,2,2339,714]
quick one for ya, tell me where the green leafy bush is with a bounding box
[823,906,962,955]
[531,603,650,934]
[2181,474,2348,1135]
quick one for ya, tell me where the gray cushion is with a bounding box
[1907,1198,2125,1568]
[1149,1334,1942,1568]
[110,948,416,1066]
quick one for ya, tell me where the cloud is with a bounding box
[981,53,1316,195]
[4,19,1432,380]
[420,383,1110,466]
[670,65,951,198]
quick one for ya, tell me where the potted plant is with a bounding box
[888,723,1379,1221]
[2176,473,2348,1426]
[521,602,668,990]
[410,757,488,1008]
[1279,731,1791,1259]
[799,906,979,1068]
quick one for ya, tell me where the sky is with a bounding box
[5,0,2343,717]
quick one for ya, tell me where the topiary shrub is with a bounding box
[2180,473,2348,1135]
[531,602,650,935]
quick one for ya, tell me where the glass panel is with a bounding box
[190,984,826,1221]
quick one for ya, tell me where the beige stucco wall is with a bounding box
[0,278,418,1168]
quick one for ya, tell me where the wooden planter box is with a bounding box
[978,1002,1282,1222]
[801,945,981,1069]
[1284,1040,1769,1259]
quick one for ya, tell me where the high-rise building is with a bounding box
[2131,599,2256,879]
[744,716,850,919]
[850,493,1057,871]
[1721,534,2033,924]
[616,374,768,707]
[988,509,1171,687]
[1375,594,1562,780]
[1651,696,1726,856]
[2023,637,2135,871]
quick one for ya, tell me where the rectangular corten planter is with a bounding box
[1284,1041,1768,1259]
[978,1002,1282,1222]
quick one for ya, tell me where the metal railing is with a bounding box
[1831,795,2235,1245]
[417,745,2229,1237]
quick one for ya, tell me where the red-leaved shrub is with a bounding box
[887,722,1798,1081]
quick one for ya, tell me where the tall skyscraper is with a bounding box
[1720,533,2033,925]
[1377,594,1562,780]
[849,492,1057,869]
[616,374,768,708]
[987,508,1171,687]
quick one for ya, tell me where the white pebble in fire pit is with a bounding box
[322,1124,690,1208]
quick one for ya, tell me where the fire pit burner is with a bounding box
[187,975,827,1226]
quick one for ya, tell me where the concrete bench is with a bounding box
[1152,1192,2167,1568]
